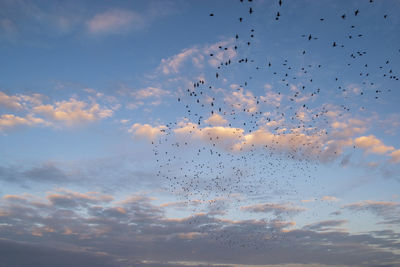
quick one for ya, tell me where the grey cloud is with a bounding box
[241,202,305,217]
[343,200,400,225]
[0,163,69,184]
[303,220,348,231]
[24,163,68,182]
[0,238,122,267]
[1,192,400,267]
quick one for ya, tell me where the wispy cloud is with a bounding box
[86,9,143,34]
[158,39,237,75]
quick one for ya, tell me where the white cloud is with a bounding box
[158,39,236,75]
[86,9,142,34]
[224,89,258,113]
[132,87,170,100]
[204,114,228,126]
[159,48,201,75]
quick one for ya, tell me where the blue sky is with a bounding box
[1,0,400,266]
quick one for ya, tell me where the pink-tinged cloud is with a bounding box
[33,98,113,125]
[389,149,400,163]
[354,135,395,154]
[129,123,167,141]
[0,114,47,131]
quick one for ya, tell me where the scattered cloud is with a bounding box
[158,39,236,75]
[241,202,305,217]
[33,98,113,125]
[355,135,395,155]
[132,87,170,100]
[0,114,47,131]
[322,196,340,202]
[0,91,114,131]
[390,149,400,163]
[129,123,167,141]
[303,220,347,231]
[343,200,400,225]
[86,9,143,34]
[224,89,258,113]
[204,114,228,126]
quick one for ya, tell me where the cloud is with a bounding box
[160,48,201,75]
[33,98,113,125]
[204,114,228,126]
[170,112,400,165]
[203,39,237,68]
[173,119,348,162]
[322,196,340,202]
[0,162,72,184]
[123,86,170,109]
[129,123,167,141]
[260,89,283,107]
[86,9,143,34]
[303,220,347,231]
[1,190,400,267]
[47,189,113,208]
[0,114,46,131]
[241,203,305,217]
[0,91,23,109]
[0,91,45,110]
[224,89,258,113]
[0,239,121,267]
[158,39,236,75]
[389,149,400,163]
[354,135,395,155]
[174,121,244,149]
[1,90,115,131]
[330,119,367,139]
[343,200,400,225]
[132,87,170,100]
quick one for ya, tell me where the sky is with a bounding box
[1,0,400,266]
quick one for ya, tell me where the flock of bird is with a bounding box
[150,0,398,248]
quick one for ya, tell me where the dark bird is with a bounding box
[210,13,214,16]
[354,9,359,16]
[341,14,346,19]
